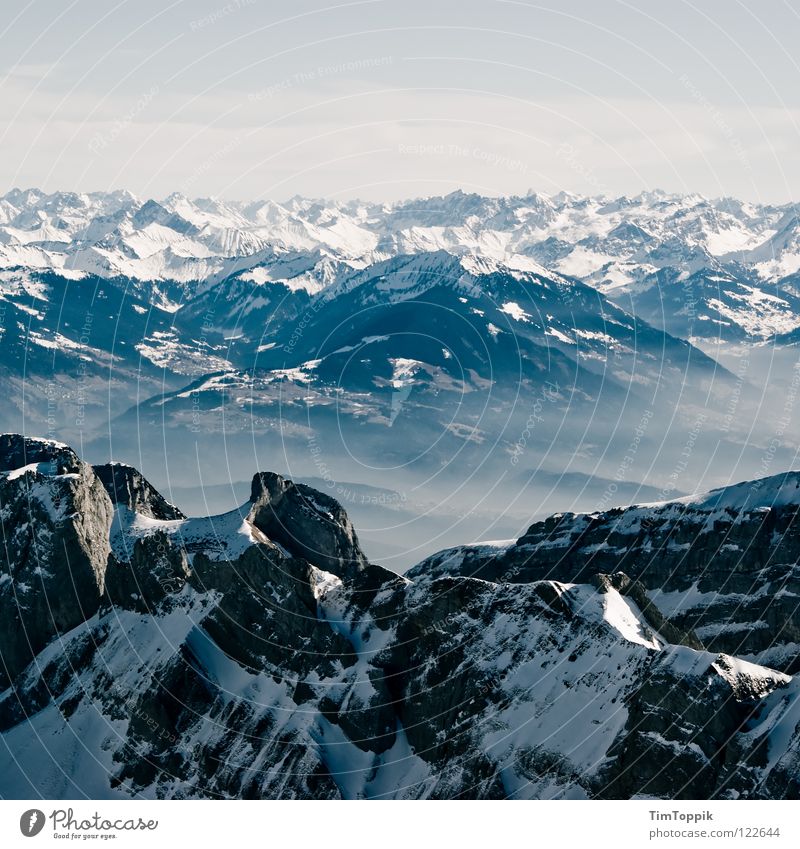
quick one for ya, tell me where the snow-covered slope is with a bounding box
[118,248,726,501]
[1,188,799,340]
[3,435,800,800]
[410,469,800,675]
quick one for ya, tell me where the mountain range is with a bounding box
[1,188,799,568]
[2,187,800,341]
[1,434,799,800]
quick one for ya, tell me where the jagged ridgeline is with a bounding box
[1,432,800,799]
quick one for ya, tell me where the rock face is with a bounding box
[247,471,369,575]
[93,463,185,520]
[2,436,800,800]
[0,435,113,690]
[0,434,81,474]
[412,472,800,674]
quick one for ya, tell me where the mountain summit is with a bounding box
[2,435,800,799]
[1,188,799,339]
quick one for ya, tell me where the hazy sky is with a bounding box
[2,0,799,202]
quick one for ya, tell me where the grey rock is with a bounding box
[2,436,800,800]
[410,472,800,672]
[247,471,369,575]
[0,438,113,690]
[93,463,185,520]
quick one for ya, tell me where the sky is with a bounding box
[1,0,799,203]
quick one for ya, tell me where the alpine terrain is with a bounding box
[2,434,800,800]
[3,189,800,567]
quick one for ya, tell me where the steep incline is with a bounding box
[2,436,800,799]
[411,472,800,673]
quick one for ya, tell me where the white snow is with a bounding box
[600,588,662,649]
[546,327,574,344]
[4,462,46,480]
[310,567,343,600]
[499,301,531,322]
[388,357,423,389]
[109,503,269,563]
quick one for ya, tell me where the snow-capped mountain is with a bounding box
[3,188,799,564]
[0,242,731,477]
[1,188,800,340]
[414,469,800,675]
[101,248,732,525]
[2,434,800,800]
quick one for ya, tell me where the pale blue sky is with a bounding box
[1,0,799,202]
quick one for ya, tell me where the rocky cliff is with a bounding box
[1,435,800,799]
[412,474,800,674]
